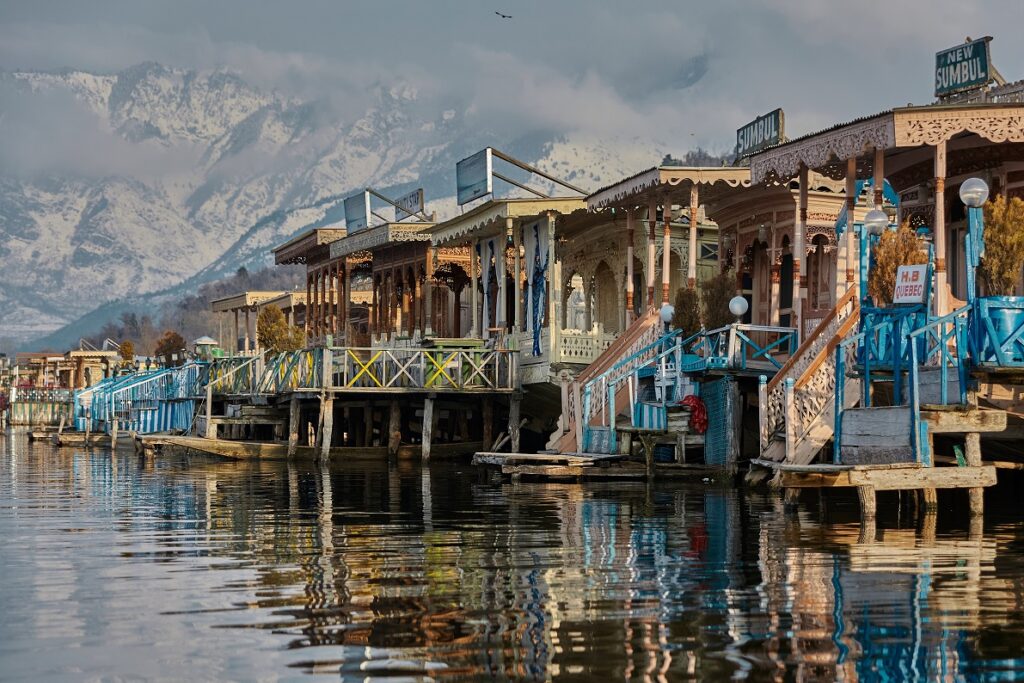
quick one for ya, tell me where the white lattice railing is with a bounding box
[760,288,859,461]
[558,329,617,364]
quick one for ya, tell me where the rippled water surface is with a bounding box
[2,431,1024,681]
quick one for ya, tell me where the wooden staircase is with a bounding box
[759,287,861,466]
[547,309,662,453]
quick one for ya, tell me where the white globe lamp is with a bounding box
[863,209,890,237]
[959,177,989,208]
[729,295,749,321]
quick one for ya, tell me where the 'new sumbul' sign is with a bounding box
[735,109,784,159]
[935,37,993,98]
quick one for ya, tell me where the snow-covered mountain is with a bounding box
[1,62,664,347]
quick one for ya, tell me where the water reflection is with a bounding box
[1,432,1023,680]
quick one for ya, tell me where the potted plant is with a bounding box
[976,193,1024,364]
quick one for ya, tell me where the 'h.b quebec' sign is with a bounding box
[735,109,784,159]
[935,37,993,98]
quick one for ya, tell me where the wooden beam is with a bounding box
[848,466,997,491]
[421,396,435,462]
[922,408,1007,434]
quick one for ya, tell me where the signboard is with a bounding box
[456,148,493,205]
[343,190,371,233]
[935,37,993,98]
[735,109,784,159]
[394,188,424,221]
[893,265,928,304]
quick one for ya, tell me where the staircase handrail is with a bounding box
[768,287,858,393]
[760,289,860,458]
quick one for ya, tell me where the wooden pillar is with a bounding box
[965,432,984,516]
[547,212,561,359]
[387,399,401,457]
[626,208,636,321]
[363,405,375,447]
[424,249,435,337]
[243,308,251,352]
[873,147,885,210]
[687,185,699,289]
[343,264,351,343]
[661,197,671,304]
[646,199,657,307]
[371,276,379,337]
[288,396,300,457]
[421,395,437,462]
[482,397,493,449]
[470,238,480,337]
[233,309,240,354]
[497,221,509,330]
[934,141,948,316]
[920,487,938,512]
[845,157,857,287]
[858,486,877,521]
[320,398,333,461]
[509,393,521,453]
[513,222,523,332]
[312,269,320,337]
[305,272,312,337]
[795,163,808,336]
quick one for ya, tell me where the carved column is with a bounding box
[626,208,636,321]
[424,248,435,337]
[661,197,672,304]
[688,185,699,289]
[305,272,312,338]
[646,199,657,307]
[845,157,857,288]
[496,229,507,331]
[512,219,523,332]
[934,141,948,316]
[795,164,808,336]
[873,147,885,210]
[470,238,480,337]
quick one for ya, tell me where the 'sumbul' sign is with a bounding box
[935,37,993,98]
[735,109,784,159]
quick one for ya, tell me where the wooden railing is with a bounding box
[759,287,859,462]
[258,346,519,393]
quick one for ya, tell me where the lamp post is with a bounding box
[959,177,989,305]
[860,209,890,306]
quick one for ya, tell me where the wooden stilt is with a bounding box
[421,396,435,462]
[920,487,938,512]
[965,432,984,516]
[111,419,119,449]
[364,405,375,447]
[508,394,521,453]
[387,400,401,457]
[205,383,214,439]
[457,410,469,442]
[784,488,800,510]
[482,397,493,449]
[314,397,327,452]
[320,398,334,462]
[857,486,876,520]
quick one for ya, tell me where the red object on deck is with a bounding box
[680,395,707,434]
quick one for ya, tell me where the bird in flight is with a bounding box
[495,10,512,19]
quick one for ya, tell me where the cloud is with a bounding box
[0,80,203,180]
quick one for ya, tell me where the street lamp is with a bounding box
[859,209,891,305]
[729,295,749,323]
[659,302,675,332]
[960,177,989,304]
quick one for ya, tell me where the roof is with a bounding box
[193,336,218,345]
[272,227,347,265]
[749,102,1024,184]
[587,166,751,210]
[210,291,287,312]
[426,197,586,245]
[330,222,432,259]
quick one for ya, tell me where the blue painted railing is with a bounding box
[580,330,682,452]
[689,324,798,372]
[833,304,973,465]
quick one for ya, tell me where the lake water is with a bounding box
[2,431,1023,681]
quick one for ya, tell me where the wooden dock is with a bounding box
[472,451,728,481]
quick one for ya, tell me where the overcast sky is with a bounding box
[1,0,1022,153]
